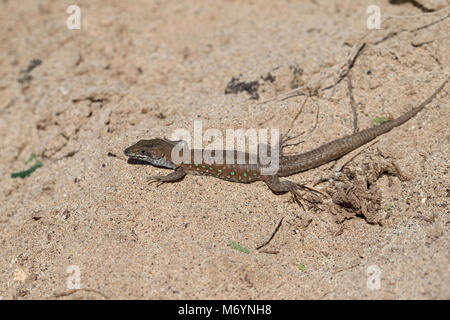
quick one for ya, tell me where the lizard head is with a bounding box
[124,138,180,169]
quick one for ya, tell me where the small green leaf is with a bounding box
[229,241,249,254]
[11,155,43,179]
[385,203,393,211]
[297,263,306,271]
[374,116,388,125]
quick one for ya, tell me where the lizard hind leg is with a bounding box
[262,175,328,209]
[262,175,307,208]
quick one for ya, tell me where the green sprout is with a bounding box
[228,241,249,254]
[374,116,388,125]
[11,154,43,179]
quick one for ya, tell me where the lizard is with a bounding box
[124,76,448,203]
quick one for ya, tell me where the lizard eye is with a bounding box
[140,150,146,154]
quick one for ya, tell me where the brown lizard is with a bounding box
[124,76,448,202]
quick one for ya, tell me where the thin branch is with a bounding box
[374,12,450,45]
[322,42,366,92]
[284,96,308,137]
[256,217,284,250]
[259,42,366,103]
[53,288,110,299]
[334,138,380,173]
[346,73,359,133]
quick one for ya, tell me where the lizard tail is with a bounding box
[372,74,449,136]
[279,75,449,175]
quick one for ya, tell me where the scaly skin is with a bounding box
[124,76,448,199]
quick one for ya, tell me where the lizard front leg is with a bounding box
[148,167,186,186]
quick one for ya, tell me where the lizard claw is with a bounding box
[289,189,306,210]
[282,178,329,210]
[282,178,330,199]
[296,182,330,198]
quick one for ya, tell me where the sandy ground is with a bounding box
[0,0,449,300]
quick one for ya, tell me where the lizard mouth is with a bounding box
[123,150,151,162]
[123,146,136,157]
[124,151,175,169]
[135,156,175,169]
